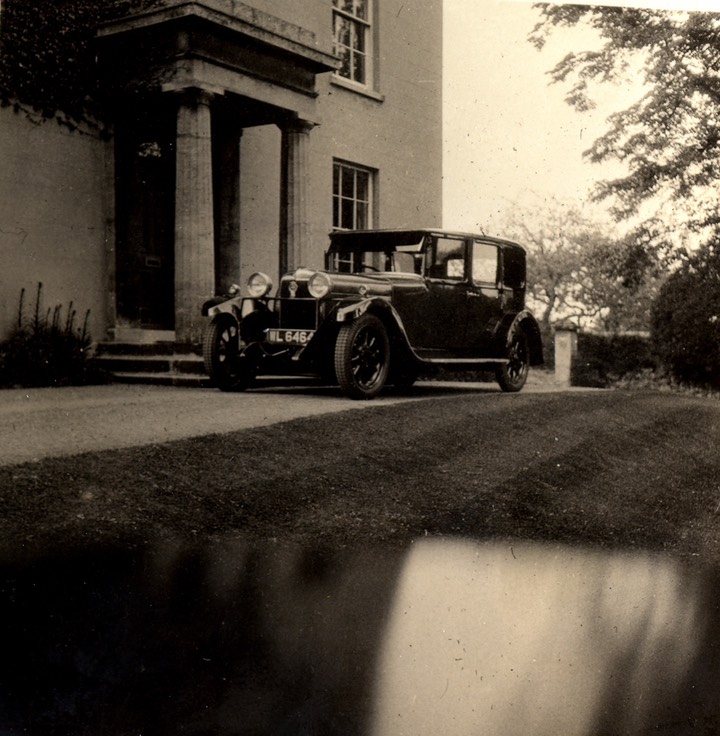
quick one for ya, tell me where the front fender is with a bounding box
[204,296,270,319]
[203,295,244,317]
[334,297,378,322]
[333,298,415,356]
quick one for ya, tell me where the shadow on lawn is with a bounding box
[2,536,720,735]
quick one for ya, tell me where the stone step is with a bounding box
[106,371,213,388]
[93,342,210,387]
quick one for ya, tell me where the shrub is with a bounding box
[571,332,656,388]
[0,283,106,388]
[651,245,720,389]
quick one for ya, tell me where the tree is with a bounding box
[501,201,663,340]
[529,6,720,249]
[651,243,720,387]
[0,0,159,130]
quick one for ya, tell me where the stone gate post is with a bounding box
[554,325,578,387]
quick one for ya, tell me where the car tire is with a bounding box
[495,329,529,392]
[334,314,391,399]
[203,314,256,392]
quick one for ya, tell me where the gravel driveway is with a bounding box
[1,372,568,466]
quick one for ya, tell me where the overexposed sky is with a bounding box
[443,1,618,234]
[442,0,720,235]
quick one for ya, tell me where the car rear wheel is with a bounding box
[334,314,391,399]
[495,330,529,392]
[203,314,256,392]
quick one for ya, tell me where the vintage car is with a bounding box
[202,228,544,399]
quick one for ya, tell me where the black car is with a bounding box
[202,228,543,399]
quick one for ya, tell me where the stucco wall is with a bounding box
[0,107,112,343]
[239,125,282,279]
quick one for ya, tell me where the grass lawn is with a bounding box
[2,389,719,561]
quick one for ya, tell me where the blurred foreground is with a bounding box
[2,536,719,735]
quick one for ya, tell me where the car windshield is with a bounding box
[327,241,424,275]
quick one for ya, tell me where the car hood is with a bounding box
[279,269,427,299]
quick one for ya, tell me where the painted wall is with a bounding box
[0,106,112,344]
[239,125,281,280]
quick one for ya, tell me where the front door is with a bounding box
[115,104,176,330]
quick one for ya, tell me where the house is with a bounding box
[0,0,442,353]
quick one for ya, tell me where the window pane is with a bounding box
[356,202,367,229]
[354,23,366,53]
[353,52,366,83]
[333,195,340,229]
[355,171,368,204]
[342,168,355,199]
[355,0,368,21]
[429,238,465,279]
[472,243,499,283]
[436,238,464,262]
[338,50,351,78]
[341,198,354,229]
[334,15,352,47]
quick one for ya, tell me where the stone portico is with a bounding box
[97,0,337,344]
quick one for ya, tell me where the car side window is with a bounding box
[428,237,465,280]
[502,246,526,289]
[472,242,499,285]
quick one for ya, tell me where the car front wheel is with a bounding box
[334,314,391,399]
[495,330,529,392]
[203,314,256,391]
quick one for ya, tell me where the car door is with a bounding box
[402,236,468,350]
[463,240,505,352]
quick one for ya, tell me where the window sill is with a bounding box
[330,75,385,102]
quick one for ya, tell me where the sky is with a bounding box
[442,0,720,236]
[442,0,624,234]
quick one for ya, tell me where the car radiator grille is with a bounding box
[277,299,320,330]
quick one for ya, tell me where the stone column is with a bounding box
[174,88,215,344]
[280,119,315,274]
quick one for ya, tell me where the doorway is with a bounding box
[114,102,176,330]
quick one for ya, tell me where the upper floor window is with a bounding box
[333,0,371,85]
[333,160,373,230]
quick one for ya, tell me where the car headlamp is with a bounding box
[227,283,242,297]
[246,272,273,298]
[307,271,332,299]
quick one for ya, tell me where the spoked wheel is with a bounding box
[334,314,390,400]
[203,314,256,391]
[495,329,529,392]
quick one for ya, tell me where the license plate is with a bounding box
[267,329,315,345]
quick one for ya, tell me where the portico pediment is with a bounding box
[97,0,339,115]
